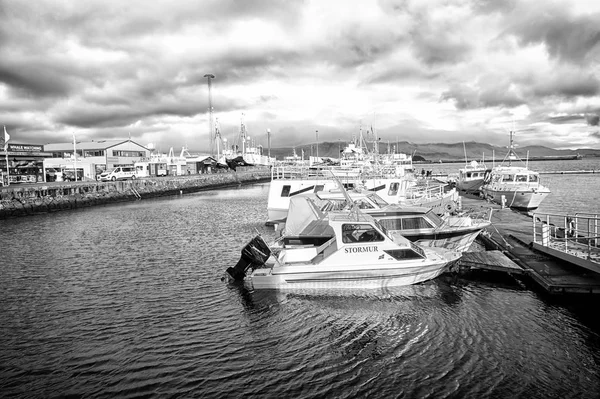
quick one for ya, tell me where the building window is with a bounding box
[112,150,145,157]
[84,150,105,157]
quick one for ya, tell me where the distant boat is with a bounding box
[480,131,551,210]
[457,143,490,193]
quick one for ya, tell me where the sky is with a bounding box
[1,0,600,153]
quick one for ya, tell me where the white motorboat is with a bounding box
[226,200,461,290]
[289,190,490,253]
[457,160,490,193]
[480,132,550,210]
[456,143,490,193]
[266,164,417,225]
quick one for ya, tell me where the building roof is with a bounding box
[44,139,149,151]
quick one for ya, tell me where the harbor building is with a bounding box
[43,139,151,181]
[0,143,52,185]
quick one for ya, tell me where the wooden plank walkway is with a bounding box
[458,193,600,294]
[459,250,525,274]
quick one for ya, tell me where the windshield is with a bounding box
[372,218,390,239]
[367,193,389,207]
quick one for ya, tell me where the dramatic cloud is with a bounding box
[587,114,600,126]
[1,0,600,152]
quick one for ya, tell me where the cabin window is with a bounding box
[384,249,424,260]
[529,174,538,182]
[466,172,472,178]
[342,224,384,243]
[281,185,291,197]
[314,185,324,193]
[378,218,402,231]
[516,175,527,182]
[388,182,400,196]
[502,175,514,182]
[369,194,389,207]
[401,217,434,230]
[354,199,375,209]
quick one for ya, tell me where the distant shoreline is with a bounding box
[414,154,586,164]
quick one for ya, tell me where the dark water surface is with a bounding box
[2,171,600,398]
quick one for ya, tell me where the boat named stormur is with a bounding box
[226,198,461,290]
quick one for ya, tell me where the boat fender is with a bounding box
[444,202,456,213]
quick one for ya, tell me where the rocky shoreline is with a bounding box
[0,169,271,219]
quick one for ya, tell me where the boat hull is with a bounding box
[249,261,450,290]
[457,178,485,193]
[482,188,550,210]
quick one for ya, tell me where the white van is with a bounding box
[99,166,137,181]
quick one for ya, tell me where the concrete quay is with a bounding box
[0,168,271,219]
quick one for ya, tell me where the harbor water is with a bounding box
[2,159,600,398]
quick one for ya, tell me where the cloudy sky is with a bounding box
[1,0,600,153]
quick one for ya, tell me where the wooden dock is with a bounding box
[459,250,525,275]
[458,193,600,294]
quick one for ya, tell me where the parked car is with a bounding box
[98,166,137,181]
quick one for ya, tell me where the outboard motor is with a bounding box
[226,235,272,281]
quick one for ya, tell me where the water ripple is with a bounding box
[2,183,600,398]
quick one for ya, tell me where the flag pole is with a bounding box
[73,132,78,182]
[4,151,8,186]
[3,126,9,186]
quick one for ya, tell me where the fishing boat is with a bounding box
[480,131,550,210]
[288,190,490,253]
[457,160,490,193]
[456,143,490,193]
[226,200,461,290]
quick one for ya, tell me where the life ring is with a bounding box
[444,202,456,213]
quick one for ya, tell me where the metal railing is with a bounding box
[532,212,600,261]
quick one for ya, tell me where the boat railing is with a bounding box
[271,165,334,180]
[271,163,413,181]
[405,182,446,199]
[447,208,493,226]
[532,212,600,264]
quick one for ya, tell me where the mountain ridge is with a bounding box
[266,141,600,161]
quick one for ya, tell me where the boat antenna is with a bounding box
[463,141,467,166]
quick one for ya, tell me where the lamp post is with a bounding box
[316,130,319,158]
[267,128,271,159]
[204,74,215,156]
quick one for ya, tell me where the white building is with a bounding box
[44,139,151,181]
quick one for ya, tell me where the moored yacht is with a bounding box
[457,160,490,193]
[480,131,550,210]
[288,190,490,253]
[266,164,417,225]
[226,202,461,290]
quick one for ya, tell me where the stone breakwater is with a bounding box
[0,169,271,219]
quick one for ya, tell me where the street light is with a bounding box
[316,130,319,158]
[267,128,271,159]
[204,74,215,156]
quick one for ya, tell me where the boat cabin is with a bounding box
[487,167,540,184]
